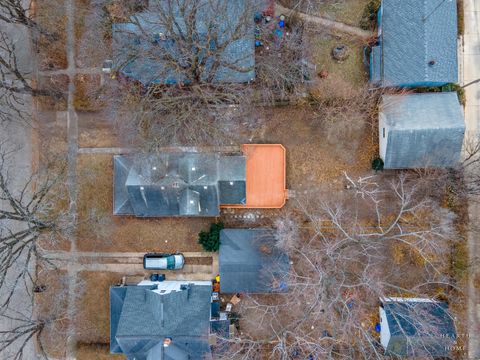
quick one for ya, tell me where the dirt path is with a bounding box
[275,3,374,40]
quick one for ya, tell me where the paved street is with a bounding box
[0,15,35,358]
[463,0,480,358]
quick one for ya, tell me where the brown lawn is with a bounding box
[257,106,376,192]
[35,268,70,359]
[76,343,125,360]
[75,271,122,344]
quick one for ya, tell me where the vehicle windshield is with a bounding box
[166,256,175,269]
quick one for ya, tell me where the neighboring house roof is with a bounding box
[110,284,212,360]
[112,0,255,85]
[380,298,456,357]
[380,92,465,169]
[113,153,246,217]
[375,0,458,86]
[219,229,289,293]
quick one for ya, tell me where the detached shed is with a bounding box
[219,229,289,294]
[379,297,456,358]
[379,92,465,169]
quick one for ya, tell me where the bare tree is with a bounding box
[0,141,68,311]
[0,1,34,27]
[110,0,256,146]
[218,173,459,359]
[255,15,310,103]
[110,0,310,146]
[0,272,82,359]
[0,0,60,42]
[0,29,63,124]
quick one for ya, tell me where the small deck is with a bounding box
[222,144,287,209]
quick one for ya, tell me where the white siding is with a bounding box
[379,306,391,349]
[379,112,388,161]
[381,297,435,303]
[137,280,211,295]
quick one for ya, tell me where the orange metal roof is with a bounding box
[222,144,287,209]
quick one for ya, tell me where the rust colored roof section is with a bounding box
[222,144,287,209]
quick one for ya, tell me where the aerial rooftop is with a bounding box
[113,152,246,217]
[370,0,458,87]
[379,297,456,357]
[219,229,290,293]
[110,282,212,359]
[112,0,255,85]
[114,145,287,217]
[379,92,465,169]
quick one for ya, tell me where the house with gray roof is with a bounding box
[219,229,289,293]
[379,297,456,357]
[112,0,255,86]
[379,92,465,169]
[113,153,246,217]
[110,281,213,360]
[370,0,458,87]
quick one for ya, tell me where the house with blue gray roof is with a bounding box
[110,281,213,360]
[219,229,289,293]
[379,297,456,357]
[113,152,246,217]
[379,92,465,169]
[370,0,458,87]
[112,0,255,86]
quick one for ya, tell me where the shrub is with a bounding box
[372,157,384,171]
[360,0,381,30]
[457,0,464,36]
[198,222,224,252]
[441,83,466,106]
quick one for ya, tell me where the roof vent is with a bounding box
[163,337,172,347]
[428,60,436,66]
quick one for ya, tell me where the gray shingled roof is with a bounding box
[113,153,246,217]
[375,0,458,86]
[219,229,290,293]
[110,284,212,360]
[382,300,456,357]
[381,92,465,169]
[112,0,255,85]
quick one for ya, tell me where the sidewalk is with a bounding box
[463,1,480,359]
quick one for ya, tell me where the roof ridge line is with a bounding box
[423,0,428,81]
